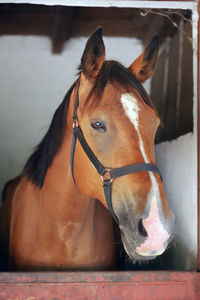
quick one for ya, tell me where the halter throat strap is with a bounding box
[70,85,162,224]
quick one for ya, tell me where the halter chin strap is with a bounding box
[70,84,162,224]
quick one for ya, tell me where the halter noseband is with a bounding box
[70,84,162,224]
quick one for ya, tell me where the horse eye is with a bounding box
[91,121,106,132]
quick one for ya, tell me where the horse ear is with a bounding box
[81,27,105,80]
[128,35,159,83]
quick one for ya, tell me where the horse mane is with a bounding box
[84,60,156,111]
[24,60,155,188]
[23,80,78,188]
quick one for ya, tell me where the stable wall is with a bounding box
[156,133,197,270]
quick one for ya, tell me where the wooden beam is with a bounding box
[51,6,74,54]
[0,5,184,42]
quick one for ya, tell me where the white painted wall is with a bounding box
[0,35,146,197]
[156,133,197,270]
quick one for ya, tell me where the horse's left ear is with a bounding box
[80,27,105,80]
[128,35,159,83]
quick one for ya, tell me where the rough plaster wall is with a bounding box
[0,35,147,197]
[155,133,197,270]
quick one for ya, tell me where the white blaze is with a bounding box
[120,93,147,161]
[120,93,168,250]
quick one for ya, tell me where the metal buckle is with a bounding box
[101,169,113,183]
[73,119,79,129]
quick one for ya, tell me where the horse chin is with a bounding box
[121,231,161,263]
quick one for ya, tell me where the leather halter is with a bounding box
[70,84,162,224]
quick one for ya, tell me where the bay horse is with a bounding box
[0,27,175,271]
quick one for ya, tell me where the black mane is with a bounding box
[24,61,155,188]
[85,60,155,110]
[23,81,77,188]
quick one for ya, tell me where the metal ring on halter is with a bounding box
[100,169,113,183]
[73,119,79,129]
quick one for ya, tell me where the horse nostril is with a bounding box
[138,219,148,238]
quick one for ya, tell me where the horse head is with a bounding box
[71,27,175,262]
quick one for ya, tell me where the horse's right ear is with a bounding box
[80,27,105,80]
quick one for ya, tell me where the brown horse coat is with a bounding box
[0,28,174,271]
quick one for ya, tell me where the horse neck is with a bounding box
[41,84,93,226]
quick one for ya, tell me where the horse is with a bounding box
[0,27,175,271]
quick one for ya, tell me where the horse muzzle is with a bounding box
[120,227,174,262]
[118,196,175,262]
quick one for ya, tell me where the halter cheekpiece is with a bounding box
[70,83,162,224]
